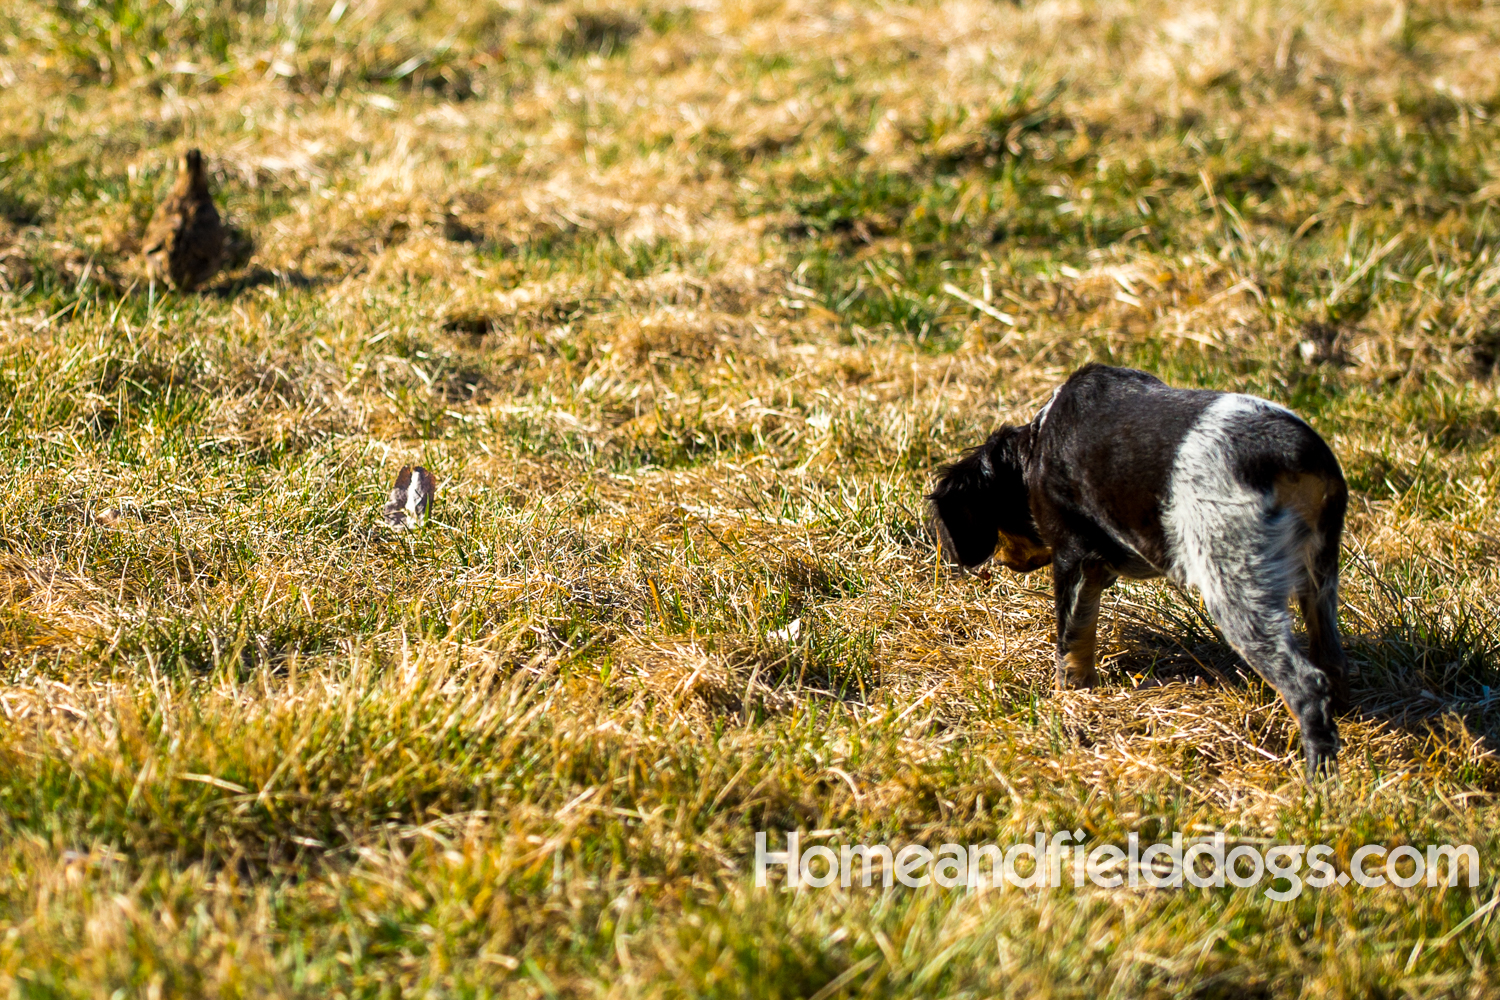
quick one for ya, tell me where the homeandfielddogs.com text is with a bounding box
[755,831,1479,901]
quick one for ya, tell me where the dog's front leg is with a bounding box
[1053,557,1113,689]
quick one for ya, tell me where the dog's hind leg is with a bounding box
[1296,488,1350,714]
[1213,589,1338,778]
[1297,550,1349,714]
[1184,510,1340,778]
[1053,557,1115,689]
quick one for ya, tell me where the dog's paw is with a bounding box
[1303,740,1340,782]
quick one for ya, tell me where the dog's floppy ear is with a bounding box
[927,426,1032,567]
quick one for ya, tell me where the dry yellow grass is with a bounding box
[1,0,1500,995]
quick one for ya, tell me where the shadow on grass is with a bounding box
[1106,616,1500,710]
[206,265,335,297]
[1340,624,1500,783]
[1100,599,1500,783]
[1105,575,1500,701]
[1104,619,1248,688]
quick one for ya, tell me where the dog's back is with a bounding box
[1030,364,1345,583]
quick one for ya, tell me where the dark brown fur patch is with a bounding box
[1273,471,1329,530]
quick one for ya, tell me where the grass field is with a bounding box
[3,0,1500,995]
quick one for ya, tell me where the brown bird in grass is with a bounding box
[142,148,226,292]
[383,466,437,530]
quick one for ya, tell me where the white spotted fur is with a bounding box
[1164,395,1308,603]
[1162,395,1327,733]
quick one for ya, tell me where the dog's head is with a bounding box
[927,425,1052,573]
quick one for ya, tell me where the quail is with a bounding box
[142,148,226,292]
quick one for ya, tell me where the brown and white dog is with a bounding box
[928,364,1349,777]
